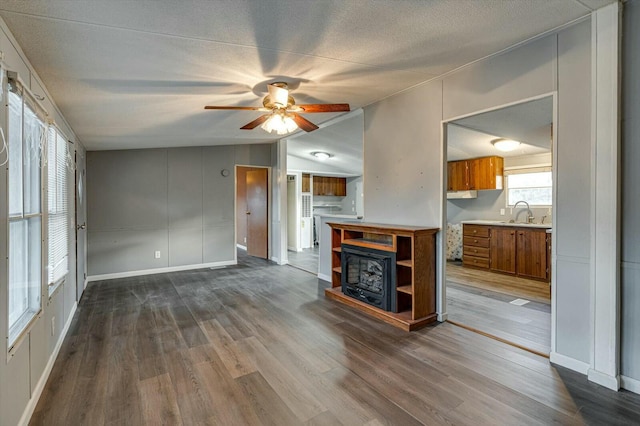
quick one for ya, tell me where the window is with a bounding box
[505,167,552,207]
[7,78,46,348]
[47,126,70,295]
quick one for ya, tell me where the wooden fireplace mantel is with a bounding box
[326,222,439,331]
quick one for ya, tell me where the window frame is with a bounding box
[504,166,553,208]
[5,71,47,355]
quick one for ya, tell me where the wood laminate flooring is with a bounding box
[287,246,319,274]
[446,262,551,355]
[31,251,640,425]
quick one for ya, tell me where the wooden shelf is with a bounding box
[325,287,435,331]
[327,222,439,331]
[396,285,413,295]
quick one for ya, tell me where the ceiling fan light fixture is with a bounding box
[311,151,332,161]
[491,138,521,152]
[261,111,298,135]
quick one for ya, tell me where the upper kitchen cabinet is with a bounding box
[302,173,311,193]
[447,156,504,191]
[313,175,346,196]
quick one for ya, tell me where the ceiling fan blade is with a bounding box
[296,103,350,113]
[267,83,290,107]
[205,105,264,110]
[291,113,319,132]
[240,114,271,130]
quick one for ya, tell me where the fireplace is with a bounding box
[341,245,396,312]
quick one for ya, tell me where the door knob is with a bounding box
[246,211,251,215]
[77,223,86,230]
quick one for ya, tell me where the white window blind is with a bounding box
[48,126,69,290]
[7,72,46,348]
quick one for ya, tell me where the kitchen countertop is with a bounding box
[461,219,552,230]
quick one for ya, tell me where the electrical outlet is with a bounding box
[154,250,161,259]
[500,208,505,216]
[51,317,55,336]
[244,237,247,243]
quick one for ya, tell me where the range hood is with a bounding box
[446,190,478,199]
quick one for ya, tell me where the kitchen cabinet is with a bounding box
[462,223,550,282]
[516,228,548,280]
[462,225,490,269]
[489,228,516,274]
[313,175,346,196]
[447,156,504,191]
[302,173,311,193]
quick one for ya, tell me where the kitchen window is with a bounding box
[505,167,552,207]
[7,75,46,349]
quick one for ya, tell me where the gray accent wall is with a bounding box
[87,144,272,276]
[621,0,640,382]
[363,20,594,364]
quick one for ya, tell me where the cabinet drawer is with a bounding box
[463,236,490,248]
[463,225,490,238]
[463,256,490,269]
[463,246,489,258]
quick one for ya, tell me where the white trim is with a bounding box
[550,351,590,374]
[318,273,331,282]
[18,301,77,426]
[588,368,620,391]
[437,312,448,322]
[589,2,621,390]
[87,260,236,282]
[236,244,247,251]
[621,375,640,395]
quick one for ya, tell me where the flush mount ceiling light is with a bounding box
[311,151,332,161]
[491,138,521,152]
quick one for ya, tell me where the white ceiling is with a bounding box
[0,0,612,151]
[447,96,553,161]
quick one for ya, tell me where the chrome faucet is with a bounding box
[512,200,534,223]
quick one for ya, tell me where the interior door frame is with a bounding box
[235,165,271,262]
[438,91,557,354]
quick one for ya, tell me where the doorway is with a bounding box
[75,149,87,301]
[236,166,269,259]
[443,95,555,356]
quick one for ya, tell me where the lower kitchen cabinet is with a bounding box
[462,223,550,282]
[516,228,548,280]
[489,227,516,274]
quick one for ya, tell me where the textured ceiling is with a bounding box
[0,0,612,151]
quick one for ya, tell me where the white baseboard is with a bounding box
[437,312,448,322]
[236,244,247,251]
[87,260,237,282]
[18,301,78,426]
[588,368,620,391]
[621,375,640,394]
[549,351,590,374]
[318,273,331,282]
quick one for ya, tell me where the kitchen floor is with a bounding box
[287,246,319,274]
[446,262,551,355]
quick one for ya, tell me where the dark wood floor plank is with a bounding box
[29,250,640,426]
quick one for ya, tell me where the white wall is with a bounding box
[363,19,597,373]
[0,17,85,426]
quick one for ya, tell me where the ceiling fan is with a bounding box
[204,82,350,135]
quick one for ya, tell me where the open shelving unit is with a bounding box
[326,222,439,331]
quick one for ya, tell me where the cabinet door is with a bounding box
[516,229,548,280]
[490,227,516,274]
[447,161,469,191]
[469,156,503,190]
[302,173,311,193]
[335,178,347,196]
[313,176,325,195]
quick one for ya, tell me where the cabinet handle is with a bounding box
[474,249,478,253]
[473,230,477,234]
[474,239,478,243]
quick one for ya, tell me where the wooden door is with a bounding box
[447,160,469,191]
[246,169,268,259]
[75,150,87,301]
[516,229,548,280]
[489,227,516,274]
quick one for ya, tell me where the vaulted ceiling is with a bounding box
[0,0,613,151]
